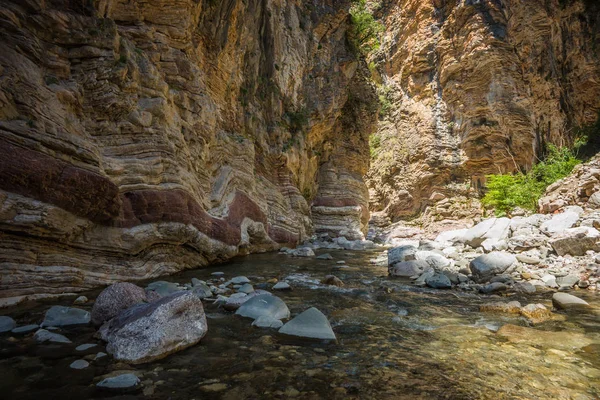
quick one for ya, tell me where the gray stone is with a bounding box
[513,282,537,294]
[415,250,451,269]
[100,291,208,364]
[462,218,511,248]
[425,273,452,289]
[236,294,290,321]
[95,352,108,360]
[97,373,140,390]
[231,276,251,284]
[414,269,435,286]
[556,275,579,289]
[76,343,97,351]
[291,247,315,257]
[211,272,225,277]
[272,282,291,290]
[92,282,148,326]
[479,282,508,294]
[278,307,336,340]
[70,359,89,369]
[489,275,513,284]
[34,329,71,344]
[515,254,541,265]
[11,324,38,334]
[252,316,284,329]
[192,283,213,299]
[237,283,254,294]
[549,227,600,256]
[223,290,271,311]
[541,274,558,288]
[469,252,517,282]
[435,228,469,246]
[387,245,417,265]
[316,253,333,260]
[0,316,16,333]
[389,260,428,277]
[540,211,579,235]
[552,292,590,310]
[73,296,88,305]
[587,191,600,208]
[191,278,206,286]
[41,306,90,327]
[145,281,182,298]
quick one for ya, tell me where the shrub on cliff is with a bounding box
[348,0,383,56]
[482,145,580,215]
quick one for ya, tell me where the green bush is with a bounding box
[482,145,580,216]
[348,0,384,56]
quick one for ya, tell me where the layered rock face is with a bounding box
[367,0,600,220]
[0,0,376,301]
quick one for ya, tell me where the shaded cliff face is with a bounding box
[367,0,600,221]
[0,0,376,301]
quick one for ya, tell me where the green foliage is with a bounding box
[348,0,384,56]
[369,133,381,158]
[482,145,581,215]
[284,109,309,133]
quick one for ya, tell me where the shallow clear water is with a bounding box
[1,249,599,399]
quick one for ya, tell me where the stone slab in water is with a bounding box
[11,324,39,334]
[235,294,290,320]
[388,245,417,265]
[0,316,16,333]
[425,273,452,289]
[145,281,182,298]
[278,307,336,340]
[552,292,590,310]
[70,359,89,369]
[316,253,333,260]
[231,276,250,284]
[34,329,71,344]
[238,283,254,294]
[97,373,140,390]
[41,306,90,327]
[76,343,97,351]
[272,282,291,290]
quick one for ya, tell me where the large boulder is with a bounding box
[99,291,208,364]
[389,260,428,277]
[92,282,148,326]
[235,294,290,320]
[540,211,580,235]
[469,252,517,282]
[461,218,510,248]
[278,307,336,340]
[41,306,90,327]
[387,245,417,265]
[434,228,469,246]
[549,227,600,256]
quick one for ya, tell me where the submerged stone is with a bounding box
[70,359,89,369]
[11,324,39,335]
[97,373,140,390]
[235,294,290,321]
[552,292,590,310]
[0,316,16,333]
[279,307,336,340]
[34,329,71,344]
[41,306,90,327]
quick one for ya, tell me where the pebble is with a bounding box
[272,282,291,290]
[73,296,88,305]
[231,276,250,284]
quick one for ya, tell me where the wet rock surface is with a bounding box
[91,283,148,326]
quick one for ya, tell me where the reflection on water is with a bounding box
[1,249,599,399]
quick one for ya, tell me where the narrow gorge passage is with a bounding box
[0,0,600,399]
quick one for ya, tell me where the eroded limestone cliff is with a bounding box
[367,0,600,221]
[0,0,377,301]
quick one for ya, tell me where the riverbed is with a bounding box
[1,249,599,399]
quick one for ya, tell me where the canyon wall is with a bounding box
[0,0,376,302]
[367,0,600,221]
